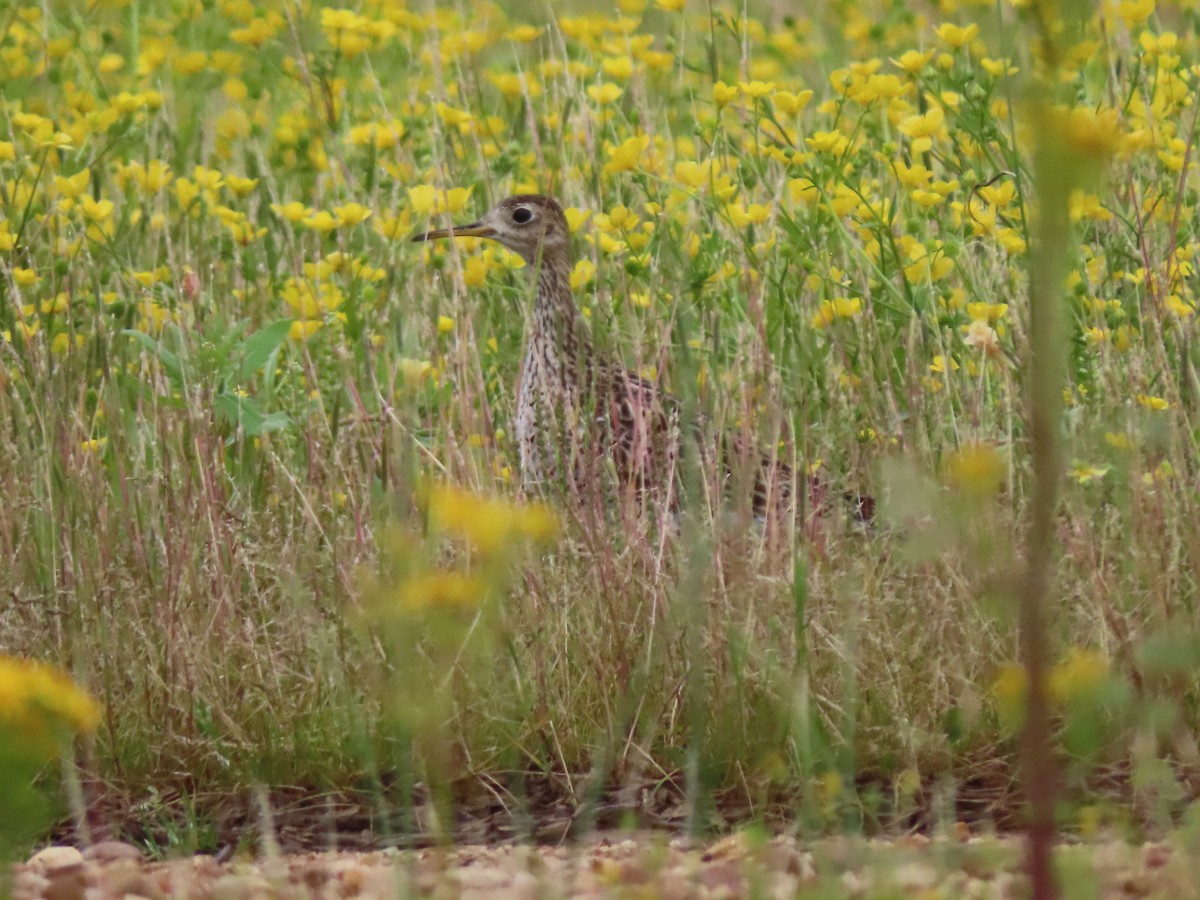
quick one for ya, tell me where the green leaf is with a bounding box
[214,392,292,437]
[123,329,183,382]
[259,411,290,433]
[1136,629,1200,678]
[234,318,293,383]
[214,393,265,436]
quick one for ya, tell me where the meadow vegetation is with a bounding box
[3,0,1200,854]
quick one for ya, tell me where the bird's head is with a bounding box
[411,194,571,265]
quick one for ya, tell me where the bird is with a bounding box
[412,194,820,526]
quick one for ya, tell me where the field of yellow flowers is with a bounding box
[3,0,1200,854]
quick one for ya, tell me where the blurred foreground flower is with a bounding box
[0,658,98,853]
[400,571,490,614]
[0,656,99,758]
[993,648,1114,731]
[943,443,1006,499]
[424,484,558,556]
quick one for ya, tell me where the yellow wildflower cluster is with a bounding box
[368,486,557,617]
[424,484,557,558]
[0,656,100,758]
[992,648,1113,727]
[0,0,1196,551]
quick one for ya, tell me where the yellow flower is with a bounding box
[79,195,114,221]
[929,355,959,373]
[674,159,714,189]
[1136,394,1169,411]
[594,206,639,232]
[892,49,936,74]
[54,169,91,199]
[991,663,1026,727]
[124,160,173,194]
[788,178,819,204]
[399,571,488,613]
[726,202,771,228]
[226,220,267,245]
[462,255,491,287]
[713,81,739,106]
[504,24,543,42]
[435,103,474,127]
[370,208,409,241]
[437,316,455,334]
[1049,648,1110,704]
[1069,462,1110,484]
[772,89,813,115]
[224,175,259,197]
[424,484,558,556]
[271,201,313,222]
[602,55,634,80]
[1105,431,1133,451]
[488,71,541,99]
[944,443,1005,497]
[408,186,473,216]
[408,185,438,216]
[806,130,850,154]
[935,22,980,49]
[737,80,776,99]
[1057,106,1122,163]
[587,83,624,105]
[334,203,372,226]
[810,297,861,328]
[564,208,591,232]
[398,358,432,385]
[571,259,596,291]
[899,105,945,154]
[347,121,404,149]
[966,302,1008,323]
[302,210,340,232]
[603,134,650,174]
[173,50,207,76]
[1117,0,1155,29]
[0,656,101,756]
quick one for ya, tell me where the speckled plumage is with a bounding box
[413,194,805,519]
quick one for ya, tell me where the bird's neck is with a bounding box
[531,252,592,365]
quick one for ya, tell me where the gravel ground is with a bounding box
[13,831,1195,898]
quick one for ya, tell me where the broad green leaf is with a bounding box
[234,317,293,383]
[214,393,265,436]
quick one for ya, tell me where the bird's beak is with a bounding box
[410,220,495,242]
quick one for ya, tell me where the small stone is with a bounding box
[102,868,164,900]
[508,870,540,900]
[210,873,273,900]
[702,833,749,863]
[11,870,49,900]
[1142,842,1172,869]
[697,859,744,895]
[28,845,85,874]
[84,840,145,864]
[893,861,939,891]
[43,867,90,900]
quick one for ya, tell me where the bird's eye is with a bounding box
[511,207,533,224]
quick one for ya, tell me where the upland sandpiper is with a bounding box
[412,194,806,521]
